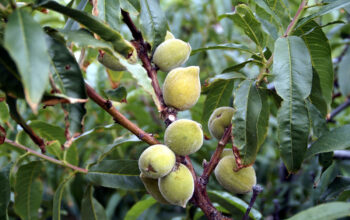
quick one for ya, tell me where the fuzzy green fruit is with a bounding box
[220,148,234,159]
[138,144,176,179]
[163,66,201,110]
[214,156,256,194]
[159,163,194,207]
[208,107,235,140]
[164,119,203,156]
[152,39,191,72]
[140,173,169,204]
[98,52,126,71]
[165,31,175,41]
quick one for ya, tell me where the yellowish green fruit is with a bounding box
[164,119,203,156]
[208,107,235,140]
[219,148,234,159]
[163,66,201,110]
[159,163,194,207]
[214,156,256,194]
[152,39,191,72]
[165,31,175,41]
[138,144,176,179]
[98,52,126,71]
[140,173,169,204]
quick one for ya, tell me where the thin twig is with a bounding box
[242,185,263,220]
[284,0,308,37]
[4,138,88,173]
[326,98,350,122]
[85,83,160,145]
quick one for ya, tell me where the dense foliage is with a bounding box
[1,0,350,219]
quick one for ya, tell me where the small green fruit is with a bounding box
[164,119,203,156]
[159,163,194,207]
[220,148,234,159]
[163,66,201,110]
[165,31,175,41]
[208,107,235,140]
[138,144,176,179]
[214,156,256,194]
[152,39,191,72]
[140,173,169,204]
[98,52,126,71]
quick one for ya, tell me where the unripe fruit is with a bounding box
[98,52,126,71]
[219,148,234,159]
[163,66,201,110]
[214,156,256,194]
[138,144,176,179]
[164,119,203,156]
[165,31,175,41]
[208,107,235,140]
[152,39,191,72]
[140,173,169,204]
[159,163,194,207]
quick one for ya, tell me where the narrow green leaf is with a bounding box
[140,0,168,49]
[124,196,157,220]
[81,186,107,220]
[322,177,350,200]
[29,120,66,145]
[273,36,313,101]
[287,202,350,220]
[0,163,12,220]
[307,102,328,138]
[105,87,127,102]
[36,0,133,57]
[294,21,334,112]
[97,0,120,30]
[201,78,235,136]
[191,43,254,55]
[4,9,50,110]
[86,160,144,190]
[221,60,262,73]
[309,69,328,117]
[220,4,265,51]
[297,0,350,29]
[14,161,43,220]
[338,47,350,97]
[45,34,87,137]
[53,174,75,220]
[233,80,266,165]
[278,99,310,172]
[0,102,9,123]
[254,0,282,39]
[120,0,139,15]
[305,124,350,158]
[208,190,262,220]
[64,144,79,166]
[257,89,269,147]
[46,141,63,160]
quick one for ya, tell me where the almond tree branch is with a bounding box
[4,138,88,173]
[85,83,160,145]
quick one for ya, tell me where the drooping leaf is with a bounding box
[287,202,350,220]
[297,0,350,29]
[86,160,144,190]
[29,120,66,145]
[233,80,267,165]
[338,47,350,97]
[309,69,328,117]
[0,163,12,220]
[124,196,157,220]
[221,60,262,73]
[45,34,87,137]
[305,124,350,158]
[97,0,120,30]
[321,176,350,200]
[14,161,43,220]
[201,78,235,136]
[191,43,255,55]
[220,4,266,51]
[53,174,75,220]
[36,0,133,58]
[208,191,262,220]
[294,20,334,113]
[273,36,313,101]
[140,0,168,50]
[104,87,127,102]
[4,8,50,110]
[278,99,310,173]
[81,185,107,220]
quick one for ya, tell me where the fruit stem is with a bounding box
[242,185,264,220]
